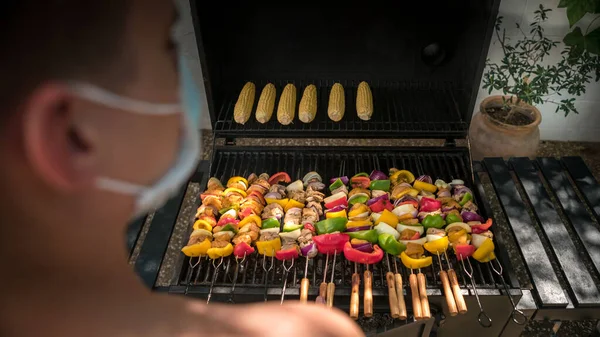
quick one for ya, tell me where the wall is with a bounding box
[475,0,600,141]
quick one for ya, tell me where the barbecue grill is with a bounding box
[155,1,535,336]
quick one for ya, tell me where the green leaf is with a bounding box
[585,27,600,54]
[559,0,598,26]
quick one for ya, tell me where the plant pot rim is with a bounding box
[479,95,542,131]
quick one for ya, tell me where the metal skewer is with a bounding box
[393,258,407,320]
[326,250,337,308]
[460,255,492,328]
[184,256,202,295]
[227,253,246,303]
[206,256,224,304]
[316,253,329,304]
[280,258,295,305]
[262,251,275,302]
[490,258,527,325]
[437,252,458,316]
[386,254,401,318]
[300,256,310,304]
[349,262,360,320]
[444,251,467,314]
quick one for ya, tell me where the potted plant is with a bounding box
[469,5,600,160]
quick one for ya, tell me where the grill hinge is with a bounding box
[444,138,456,147]
[225,137,237,146]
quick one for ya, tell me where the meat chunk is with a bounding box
[462,201,478,213]
[399,229,418,240]
[301,208,319,225]
[247,173,258,185]
[306,201,323,216]
[405,243,424,259]
[259,231,279,241]
[297,229,314,245]
[288,190,306,203]
[307,181,325,192]
[284,207,302,226]
[262,203,284,220]
[211,239,230,248]
[232,234,253,246]
[269,184,286,196]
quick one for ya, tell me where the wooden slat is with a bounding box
[511,157,600,306]
[484,158,568,308]
[537,157,600,278]
[561,156,600,221]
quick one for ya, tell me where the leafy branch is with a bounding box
[482,4,600,118]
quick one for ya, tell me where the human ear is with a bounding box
[22,82,97,192]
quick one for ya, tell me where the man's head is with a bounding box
[0,0,185,266]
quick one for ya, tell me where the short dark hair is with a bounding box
[1,1,130,120]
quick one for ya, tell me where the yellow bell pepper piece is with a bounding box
[407,188,420,197]
[400,252,432,269]
[223,187,247,197]
[326,209,348,219]
[239,215,262,228]
[256,238,281,257]
[181,238,212,257]
[390,170,415,184]
[193,219,213,232]
[227,176,248,188]
[375,209,399,227]
[413,180,437,193]
[472,238,495,262]
[284,199,305,212]
[448,229,468,246]
[347,220,374,228]
[266,198,289,208]
[207,243,233,259]
[423,236,449,254]
[348,204,369,217]
[477,251,496,263]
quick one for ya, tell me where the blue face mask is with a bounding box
[69,57,202,218]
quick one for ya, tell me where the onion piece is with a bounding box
[260,227,281,235]
[329,176,349,185]
[396,223,424,235]
[374,222,399,239]
[366,194,388,206]
[416,175,433,184]
[346,225,372,232]
[370,170,388,181]
[445,222,471,233]
[213,231,235,240]
[437,190,451,198]
[417,210,442,221]
[461,211,484,223]
[426,234,445,242]
[264,192,282,200]
[370,212,381,223]
[352,242,374,253]
[223,209,238,219]
[300,242,318,258]
[349,212,370,221]
[452,185,473,198]
[279,229,301,241]
[190,229,213,238]
[471,234,490,248]
[435,179,448,189]
[286,180,304,192]
[325,205,348,213]
[324,191,348,205]
[399,237,427,246]
[303,171,322,186]
[392,204,417,218]
[449,179,465,186]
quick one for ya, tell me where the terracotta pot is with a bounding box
[469,95,542,160]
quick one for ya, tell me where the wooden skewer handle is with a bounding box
[409,274,422,320]
[350,273,360,320]
[300,278,309,304]
[386,272,400,318]
[326,283,336,308]
[440,270,458,316]
[395,273,407,320]
[319,282,327,298]
[364,270,373,317]
[448,269,468,314]
[418,272,430,319]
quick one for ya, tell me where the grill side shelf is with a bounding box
[537,158,600,279]
[561,156,600,224]
[510,157,600,307]
[483,157,568,308]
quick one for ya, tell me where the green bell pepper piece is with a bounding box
[348,194,368,206]
[262,218,280,229]
[353,172,369,178]
[347,229,379,243]
[378,233,406,255]
[329,178,344,192]
[220,224,238,233]
[445,213,462,225]
[459,192,473,206]
[315,217,348,235]
[219,206,236,215]
[422,214,445,229]
[283,223,303,232]
[369,180,390,191]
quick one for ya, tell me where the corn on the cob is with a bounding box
[233,82,255,124]
[255,83,276,124]
[328,83,345,122]
[277,83,296,125]
[356,81,373,120]
[299,84,317,123]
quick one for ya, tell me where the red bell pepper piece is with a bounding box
[238,207,255,219]
[324,197,348,210]
[304,223,315,232]
[268,172,291,185]
[350,176,371,189]
[471,219,493,234]
[369,198,393,213]
[454,244,476,260]
[343,242,384,265]
[420,197,442,212]
[248,190,266,205]
[409,231,421,241]
[399,200,419,209]
[275,247,300,261]
[233,242,255,258]
[314,233,350,255]
[217,216,239,227]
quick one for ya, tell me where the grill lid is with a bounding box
[192,1,500,139]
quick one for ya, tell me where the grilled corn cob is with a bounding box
[277,83,297,125]
[328,83,345,122]
[233,82,255,124]
[299,84,317,123]
[255,83,276,124]
[356,81,373,120]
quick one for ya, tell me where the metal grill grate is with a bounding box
[213,80,468,138]
[176,146,512,310]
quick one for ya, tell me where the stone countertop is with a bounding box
[134,132,600,336]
